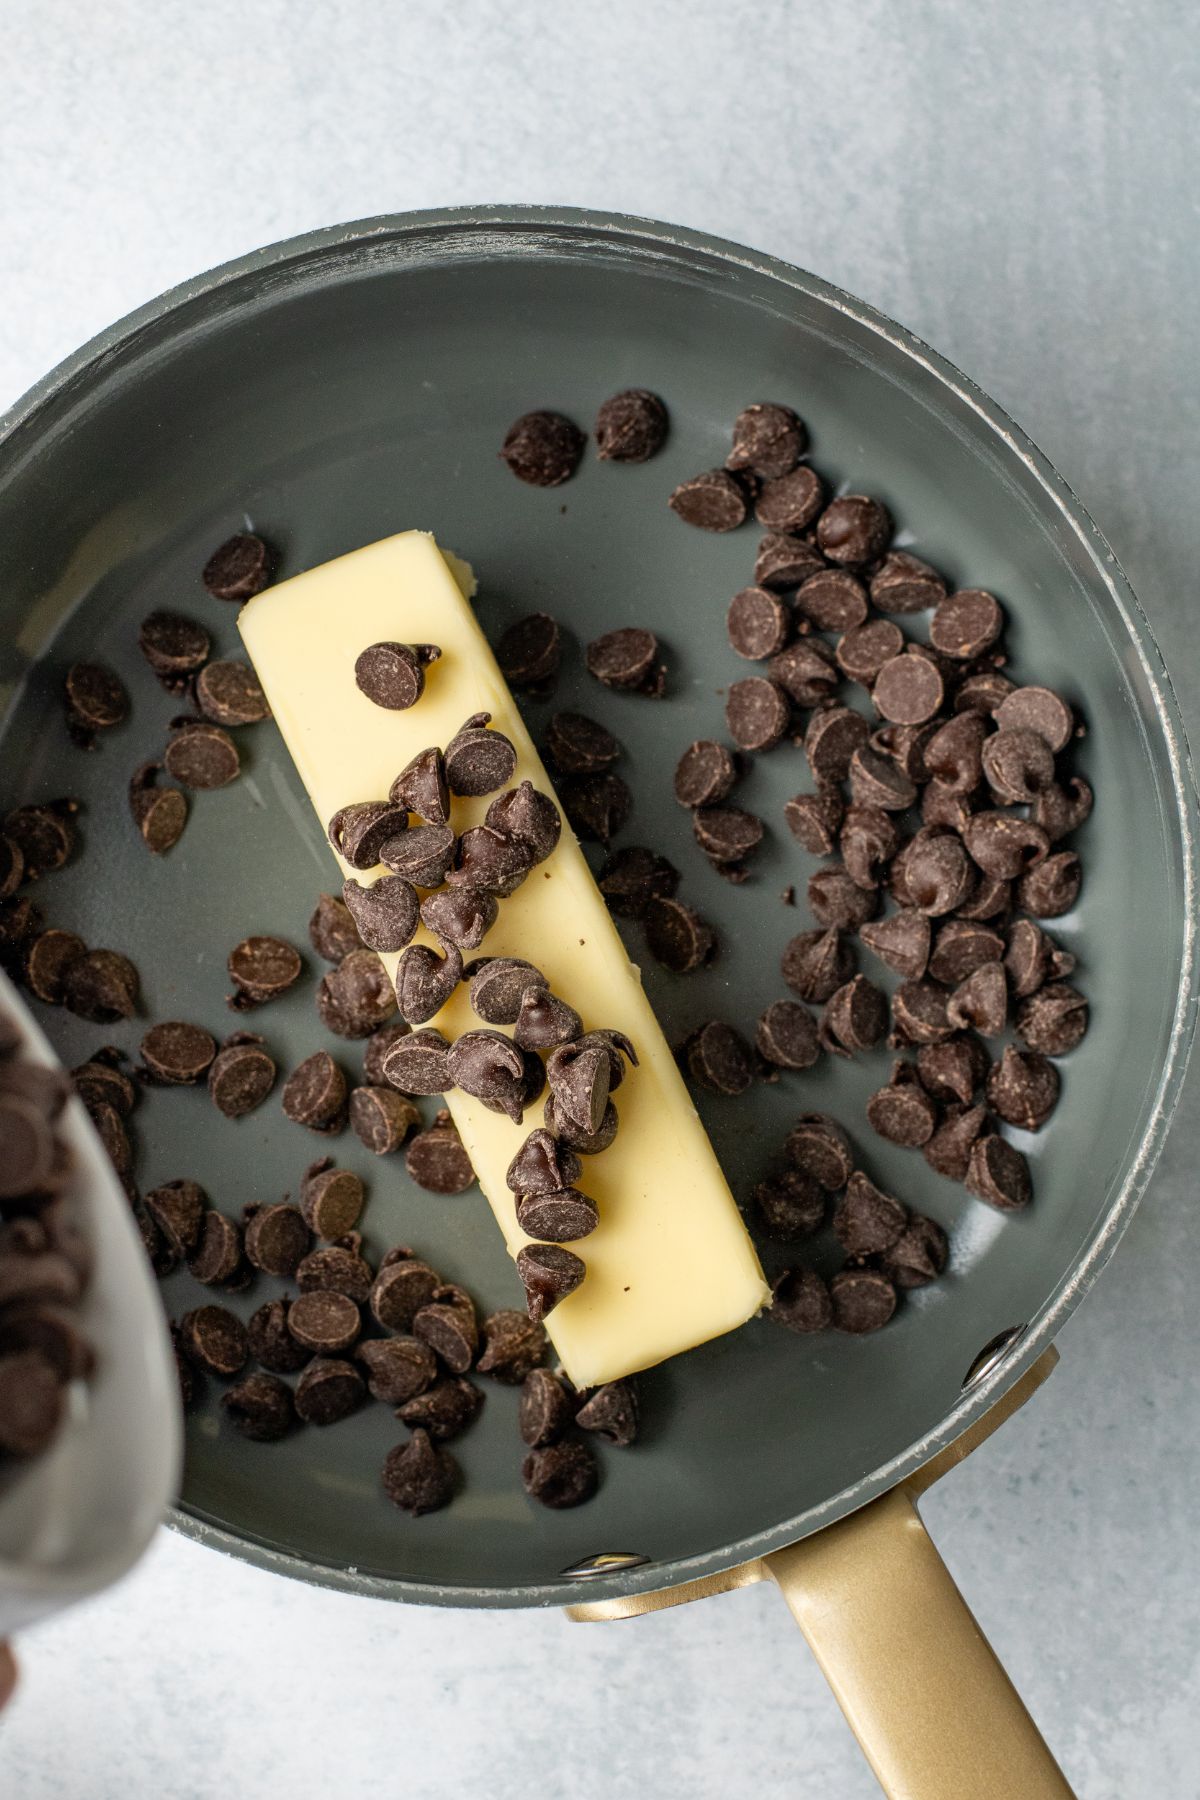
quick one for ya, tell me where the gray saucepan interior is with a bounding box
[0,211,1192,1608]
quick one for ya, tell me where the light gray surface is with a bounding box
[1,2,1197,1796]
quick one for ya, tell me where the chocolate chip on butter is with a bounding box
[450,825,534,898]
[448,1029,528,1124]
[784,1113,854,1191]
[340,876,419,955]
[965,1134,1032,1211]
[755,1168,825,1240]
[546,1041,612,1132]
[381,1028,452,1096]
[282,1051,348,1133]
[318,949,399,1037]
[924,1101,989,1181]
[830,1268,897,1334]
[585,627,666,696]
[516,1243,586,1321]
[354,641,440,711]
[295,1357,365,1426]
[669,468,748,532]
[1016,851,1082,919]
[392,942,461,1027]
[869,550,946,614]
[782,927,855,1004]
[817,495,891,566]
[444,713,518,797]
[466,957,545,1027]
[512,989,581,1054]
[501,411,585,486]
[756,1000,820,1071]
[488,782,563,866]
[544,712,621,777]
[227,935,303,1009]
[794,568,869,633]
[420,886,499,953]
[506,1128,582,1198]
[645,896,716,973]
[389,747,450,825]
[770,1266,833,1333]
[1015,982,1089,1056]
[986,1046,1060,1130]
[380,823,457,889]
[515,1187,599,1243]
[595,388,668,462]
[196,659,271,727]
[64,661,128,747]
[138,610,210,689]
[994,685,1075,753]
[349,1085,420,1154]
[163,719,240,790]
[328,800,411,870]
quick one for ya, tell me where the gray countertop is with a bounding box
[2,2,1197,1795]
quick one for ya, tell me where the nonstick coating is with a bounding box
[0,210,1192,1609]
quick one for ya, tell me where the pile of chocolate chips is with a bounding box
[158,1152,637,1513]
[0,995,97,1464]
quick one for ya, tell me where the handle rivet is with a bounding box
[561,1551,651,1579]
[962,1325,1027,1391]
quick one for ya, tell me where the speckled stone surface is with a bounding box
[2,3,1198,1795]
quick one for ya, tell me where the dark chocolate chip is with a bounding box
[543,1093,617,1155]
[354,641,440,711]
[444,712,518,798]
[668,468,748,532]
[595,389,668,462]
[924,1101,990,1180]
[928,919,1005,986]
[783,789,843,858]
[522,1438,599,1508]
[180,1304,248,1378]
[963,813,1050,882]
[895,830,975,916]
[871,720,938,783]
[195,660,271,726]
[24,929,86,1004]
[930,589,1003,659]
[544,712,621,776]
[446,1029,526,1123]
[389,747,450,825]
[245,1298,310,1373]
[328,800,411,870]
[506,1128,582,1197]
[64,661,128,746]
[1030,777,1093,844]
[727,402,805,479]
[916,1035,990,1106]
[597,845,679,919]
[61,949,139,1023]
[921,782,974,835]
[403,1109,473,1193]
[576,1378,639,1446]
[727,587,791,661]
[163,720,240,790]
[370,1258,440,1332]
[965,1134,1032,1210]
[412,1285,478,1373]
[755,1168,824,1239]
[770,1267,833,1333]
[829,1268,897,1333]
[794,569,869,633]
[308,893,363,962]
[295,1356,365,1425]
[317,949,399,1039]
[982,729,1055,805]
[516,1243,586,1321]
[485,782,562,865]
[869,551,947,614]
[226,935,303,1008]
[450,825,534,897]
[770,636,841,707]
[477,1310,548,1384]
[946,963,1008,1037]
[817,495,891,566]
[515,1187,599,1242]
[383,1427,459,1512]
[396,1375,483,1442]
[805,707,870,785]
[340,876,419,955]
[287,1288,361,1356]
[755,531,826,591]
[202,532,272,601]
[808,865,879,931]
[955,670,1015,715]
[138,1020,216,1086]
[923,712,988,795]
[393,942,462,1026]
[296,1243,374,1304]
[833,1170,906,1258]
[357,1336,437,1405]
[419,885,498,952]
[546,1041,611,1132]
[860,909,931,979]
[282,1051,348,1132]
[838,620,905,688]
[380,822,457,889]
[70,1054,132,1118]
[362,1024,410,1089]
[994,686,1075,753]
[986,1046,1060,1130]
[840,805,899,890]
[585,627,665,696]
[882,1213,949,1289]
[125,761,188,855]
[242,1202,310,1279]
[820,976,888,1057]
[138,610,210,688]
[956,872,1013,922]
[755,466,824,533]
[382,1027,452,1096]
[784,1114,854,1191]
[645,896,716,972]
[222,1371,294,1440]
[866,1077,939,1146]
[187,1210,243,1285]
[782,927,855,1004]
[513,989,581,1053]
[467,958,547,1027]
[207,1033,276,1118]
[1015,982,1088,1056]
[0,834,24,900]
[501,411,585,486]
[723,678,789,754]
[349,1085,420,1154]
[682,1022,753,1096]
[1015,852,1082,919]
[519,1367,573,1446]
[300,1160,365,1239]
[756,1000,820,1071]
[872,653,944,725]
[4,801,79,880]
[693,805,764,868]
[890,978,954,1046]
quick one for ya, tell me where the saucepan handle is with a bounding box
[765,1485,1074,1800]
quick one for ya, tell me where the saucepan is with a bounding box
[0,208,1193,1797]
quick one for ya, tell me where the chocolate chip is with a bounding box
[0,1350,65,1456]
[867,1073,939,1146]
[783,789,842,858]
[24,930,85,1004]
[544,712,621,776]
[368,1258,439,1333]
[833,1171,907,1255]
[595,388,668,462]
[0,1306,93,1382]
[163,719,240,790]
[396,1381,481,1451]
[350,1085,419,1154]
[381,1428,458,1513]
[546,1040,612,1131]
[282,1051,348,1132]
[308,893,363,963]
[443,1029,523,1122]
[354,641,440,711]
[928,919,1005,986]
[916,1036,990,1106]
[596,846,679,920]
[361,1027,409,1092]
[838,619,905,689]
[956,670,1015,715]
[755,531,826,591]
[61,949,139,1023]
[124,761,187,855]
[444,712,518,797]
[138,610,210,688]
[956,872,1012,921]
[221,1372,293,1441]
[727,588,791,662]
[202,531,271,600]
[872,721,938,783]
[318,949,399,1039]
[91,1099,132,1187]
[1004,920,1062,998]
[693,805,764,868]
[389,747,450,825]
[781,1120,851,1197]
[139,1020,217,1085]
[872,653,944,725]
[179,1304,248,1378]
[860,910,930,980]
[683,1021,754,1096]
[1015,982,1088,1055]
[207,1032,276,1117]
[0,835,24,901]
[450,825,534,898]
[1030,777,1093,843]
[514,1367,572,1447]
[477,1310,548,1384]
[817,495,891,566]
[4,801,78,880]
[924,1102,989,1180]
[869,550,946,613]
[930,589,1003,659]
[921,779,975,834]
[782,927,854,1004]
[763,647,835,721]
[337,876,418,955]
[391,942,461,1027]
[399,1109,471,1194]
[196,659,271,727]
[295,1356,364,1425]
[513,990,581,1054]
[963,813,1050,882]
[890,978,953,1046]
[828,1269,896,1334]
[357,1336,437,1405]
[522,1438,598,1508]
[463,959,543,1028]
[485,782,562,865]
[412,1285,478,1373]
[882,1214,949,1289]
[770,1266,833,1333]
[515,1187,599,1242]
[0,897,41,974]
[755,996,820,1072]
[981,729,1054,806]
[669,468,748,532]
[894,829,975,916]
[720,678,788,755]
[804,707,870,786]
[297,1243,374,1303]
[381,1028,451,1096]
[994,685,1075,753]
[296,1160,362,1240]
[946,963,1008,1037]
[283,1288,360,1357]
[245,1299,309,1373]
[64,661,128,747]
[794,569,869,633]
[808,865,879,931]
[501,411,584,486]
[1015,851,1081,919]
[586,627,665,696]
[820,976,888,1057]
[965,1134,1032,1210]
[226,935,303,1009]
[380,823,457,888]
[575,1378,639,1446]
[137,1181,202,1261]
[645,896,716,973]
[71,1053,134,1118]
[841,806,899,890]
[516,1243,586,1321]
[755,1167,825,1239]
[986,1046,1059,1130]
[923,712,987,794]
[506,1129,582,1199]
[187,1210,242,1285]
[727,402,805,479]
[420,885,498,952]
[328,800,411,870]
[754,466,824,535]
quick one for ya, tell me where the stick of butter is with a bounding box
[240,532,769,1386]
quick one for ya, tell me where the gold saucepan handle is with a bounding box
[765,1485,1074,1800]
